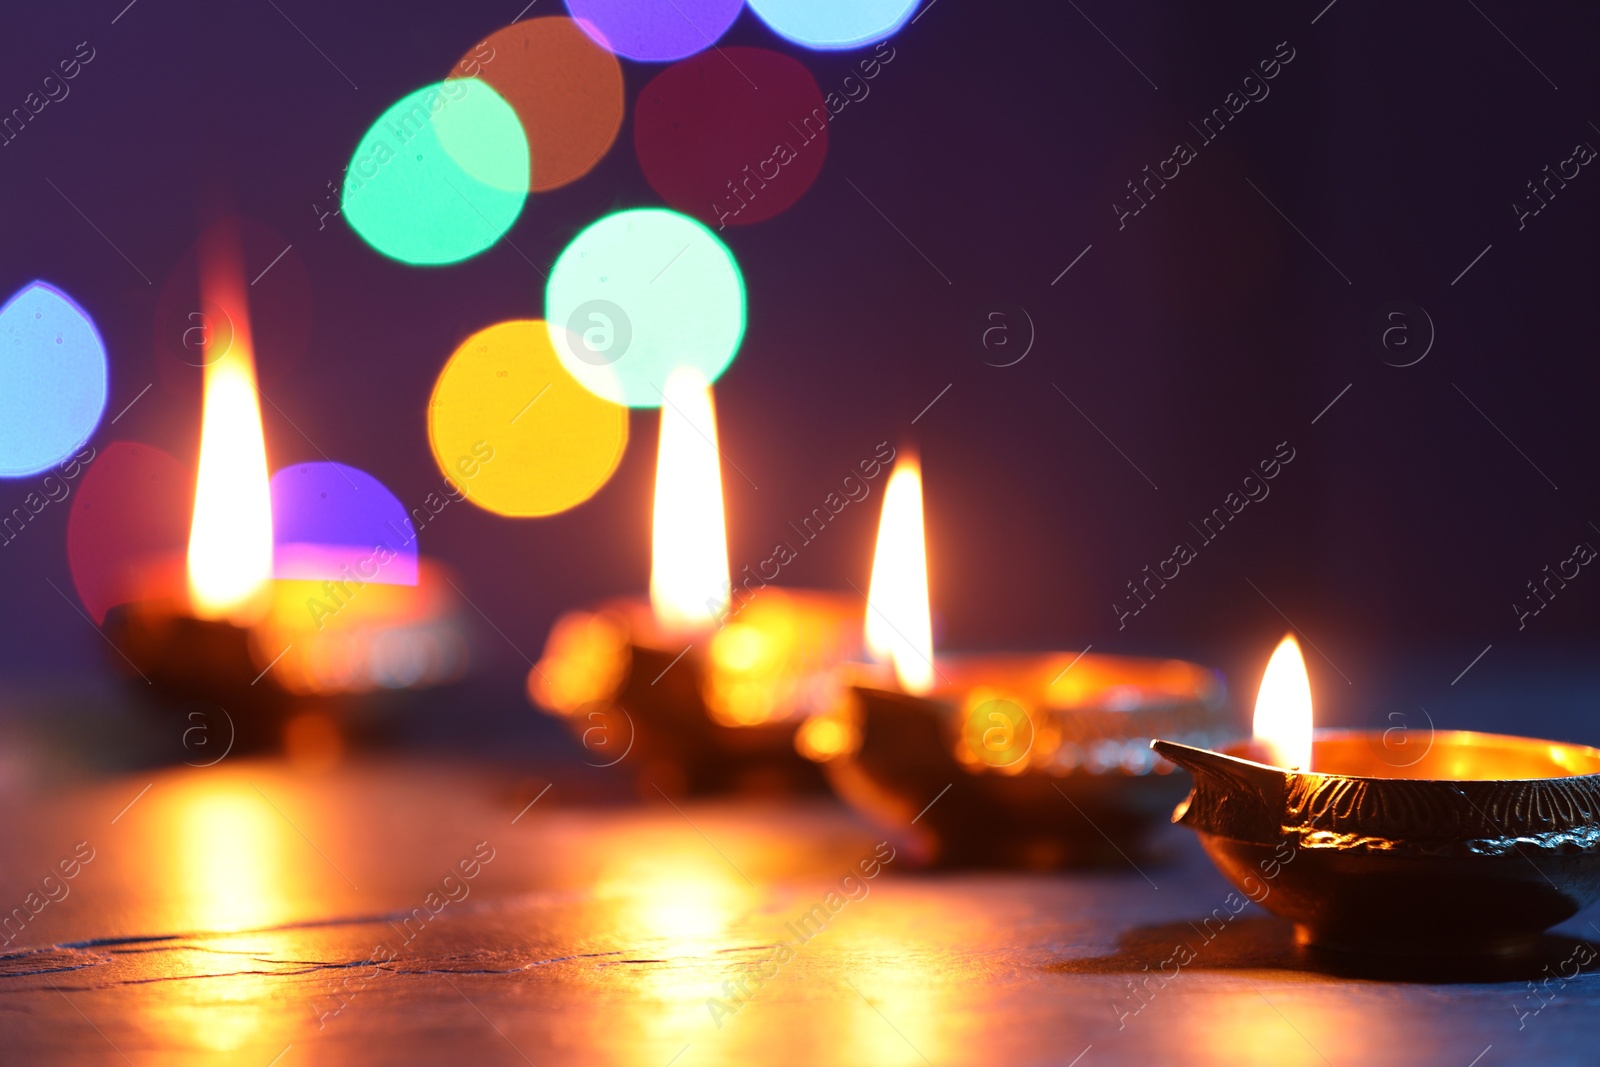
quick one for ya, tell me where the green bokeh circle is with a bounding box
[343,80,528,265]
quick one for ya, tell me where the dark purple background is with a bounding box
[3,0,1600,745]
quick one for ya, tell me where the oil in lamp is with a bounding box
[1154,635,1600,956]
[529,367,861,795]
[797,453,1235,868]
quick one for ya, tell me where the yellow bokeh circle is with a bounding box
[428,319,628,517]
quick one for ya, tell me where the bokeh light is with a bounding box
[565,0,744,63]
[746,0,919,50]
[343,80,528,265]
[271,462,417,586]
[635,47,827,228]
[0,281,107,477]
[428,319,629,517]
[961,694,1034,771]
[66,441,190,623]
[545,208,746,407]
[452,18,624,193]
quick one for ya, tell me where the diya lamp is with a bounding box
[529,368,862,795]
[1154,635,1600,957]
[102,237,466,753]
[797,454,1236,869]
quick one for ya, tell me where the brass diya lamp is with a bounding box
[796,454,1238,868]
[102,247,466,752]
[530,369,860,795]
[1154,636,1600,957]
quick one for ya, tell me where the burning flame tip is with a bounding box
[1252,632,1313,771]
[865,457,934,695]
[186,264,273,621]
[650,368,730,633]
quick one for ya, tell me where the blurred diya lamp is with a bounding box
[100,244,465,750]
[1153,635,1600,957]
[532,589,856,795]
[796,455,1236,868]
[800,654,1232,869]
[529,369,856,795]
[105,556,468,746]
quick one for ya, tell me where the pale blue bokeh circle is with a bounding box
[745,0,919,50]
[0,281,108,477]
[545,208,746,408]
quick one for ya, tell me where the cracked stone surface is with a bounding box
[0,756,1597,1065]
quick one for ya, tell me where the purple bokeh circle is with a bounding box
[565,0,744,63]
[271,462,418,586]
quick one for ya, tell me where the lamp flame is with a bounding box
[650,367,730,633]
[1252,633,1313,770]
[865,455,934,695]
[186,258,272,621]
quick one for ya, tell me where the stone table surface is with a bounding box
[0,754,1596,1066]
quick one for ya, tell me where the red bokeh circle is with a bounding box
[634,47,829,229]
[67,441,191,623]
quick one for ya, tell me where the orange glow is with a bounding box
[707,621,780,724]
[649,367,730,633]
[1252,634,1313,770]
[186,258,272,621]
[865,456,934,695]
[703,590,857,726]
[250,562,469,695]
[796,707,858,762]
[452,18,624,193]
[531,609,631,714]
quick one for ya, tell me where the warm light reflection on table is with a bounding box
[0,759,1592,1066]
[1162,988,1391,1067]
[597,852,755,955]
[169,788,287,936]
[150,976,278,1055]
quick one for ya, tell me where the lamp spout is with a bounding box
[1151,739,1288,844]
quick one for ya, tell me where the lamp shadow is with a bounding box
[1050,915,1600,983]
